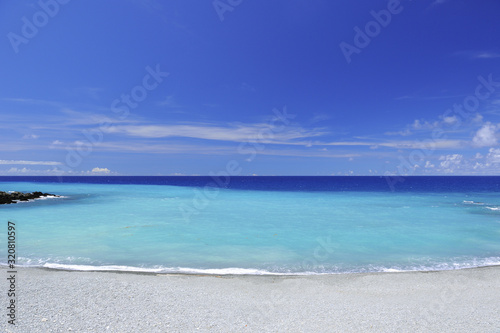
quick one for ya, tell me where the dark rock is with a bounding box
[0,191,60,205]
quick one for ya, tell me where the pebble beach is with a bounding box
[3,265,500,332]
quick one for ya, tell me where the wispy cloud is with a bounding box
[22,134,40,139]
[308,113,331,124]
[452,50,500,60]
[1,97,65,108]
[474,52,500,59]
[157,95,181,108]
[427,0,450,10]
[394,93,464,101]
[67,87,106,101]
[102,122,327,143]
[322,139,465,150]
[0,160,62,165]
[385,129,412,136]
[47,141,243,155]
[431,0,448,5]
[59,109,141,126]
[0,167,115,176]
[250,149,360,159]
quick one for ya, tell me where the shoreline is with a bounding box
[5,262,500,277]
[6,265,500,332]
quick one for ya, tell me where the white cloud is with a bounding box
[158,95,183,109]
[413,115,467,130]
[91,167,111,174]
[385,129,412,136]
[22,134,39,139]
[472,122,498,147]
[424,161,435,168]
[412,119,439,130]
[0,160,62,165]
[103,123,326,144]
[474,52,500,59]
[8,167,28,173]
[388,116,458,137]
[439,154,463,171]
[389,112,484,139]
[473,162,483,170]
[1,167,63,175]
[309,139,465,150]
[0,167,116,176]
[52,140,63,145]
[486,148,500,164]
[383,140,464,150]
[442,115,458,125]
[55,140,362,159]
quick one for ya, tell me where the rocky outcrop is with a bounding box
[0,191,60,205]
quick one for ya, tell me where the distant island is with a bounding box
[0,191,60,205]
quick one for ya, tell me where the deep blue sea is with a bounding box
[1,176,500,275]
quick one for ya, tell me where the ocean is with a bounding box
[1,176,499,275]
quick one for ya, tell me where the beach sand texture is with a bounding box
[2,266,500,332]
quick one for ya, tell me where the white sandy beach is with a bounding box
[3,266,500,332]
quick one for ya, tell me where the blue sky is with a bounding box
[1,0,500,175]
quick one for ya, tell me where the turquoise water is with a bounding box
[1,178,500,274]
